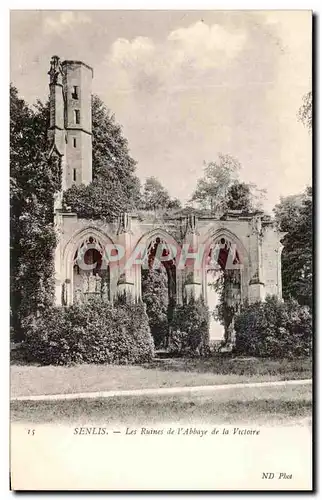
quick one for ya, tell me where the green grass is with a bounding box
[11,357,312,398]
[146,356,312,377]
[11,383,312,425]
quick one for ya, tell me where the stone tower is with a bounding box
[48,55,93,194]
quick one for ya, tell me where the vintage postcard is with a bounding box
[10,10,313,491]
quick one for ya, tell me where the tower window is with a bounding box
[73,169,77,182]
[74,110,80,124]
[73,138,77,148]
[72,86,79,99]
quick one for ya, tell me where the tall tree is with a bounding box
[226,181,266,212]
[274,186,312,308]
[190,154,265,214]
[141,268,169,348]
[10,85,60,340]
[141,177,181,211]
[63,94,141,218]
[191,154,241,213]
[226,182,255,211]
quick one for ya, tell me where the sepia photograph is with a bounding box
[9,9,313,491]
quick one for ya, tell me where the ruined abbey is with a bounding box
[48,55,284,341]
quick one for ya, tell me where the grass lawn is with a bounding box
[11,356,312,398]
[11,382,312,425]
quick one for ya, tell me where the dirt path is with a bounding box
[11,378,312,402]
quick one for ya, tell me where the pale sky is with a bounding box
[10,10,312,211]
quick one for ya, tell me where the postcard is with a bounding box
[10,9,313,491]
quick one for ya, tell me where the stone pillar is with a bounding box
[53,208,64,306]
[248,214,266,303]
[182,215,202,302]
[261,225,286,299]
[115,213,136,301]
[176,269,184,305]
[276,240,284,299]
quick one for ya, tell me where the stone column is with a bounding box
[54,208,64,306]
[248,214,266,303]
[176,269,184,305]
[181,215,202,302]
[276,240,284,299]
[115,213,136,302]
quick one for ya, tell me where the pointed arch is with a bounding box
[202,227,249,267]
[133,228,181,308]
[133,228,180,255]
[62,226,118,305]
[201,227,250,303]
[63,226,117,276]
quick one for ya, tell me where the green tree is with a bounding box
[226,182,252,211]
[190,154,267,215]
[190,154,266,215]
[63,94,141,219]
[10,84,60,341]
[171,297,210,355]
[234,295,312,358]
[141,177,181,211]
[190,154,241,213]
[274,186,312,308]
[141,268,169,349]
[227,181,266,212]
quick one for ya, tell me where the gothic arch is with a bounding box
[62,226,119,305]
[202,228,248,261]
[133,228,180,253]
[201,228,250,302]
[132,228,181,303]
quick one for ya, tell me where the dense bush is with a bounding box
[141,268,169,349]
[234,295,312,358]
[170,297,210,355]
[22,298,154,365]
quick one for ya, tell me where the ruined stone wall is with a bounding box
[54,212,284,307]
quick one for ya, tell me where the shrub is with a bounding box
[170,297,210,355]
[234,295,312,358]
[141,268,169,349]
[22,298,154,365]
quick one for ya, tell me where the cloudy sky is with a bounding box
[10,10,312,211]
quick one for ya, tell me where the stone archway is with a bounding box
[131,229,180,348]
[62,227,119,305]
[72,235,110,303]
[144,236,177,305]
[55,212,284,341]
[202,230,248,343]
[131,228,181,304]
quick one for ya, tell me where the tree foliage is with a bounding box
[234,295,312,358]
[211,269,242,343]
[226,182,253,211]
[171,297,210,355]
[141,177,181,211]
[274,186,312,308]
[22,298,154,365]
[10,85,61,341]
[63,94,141,219]
[298,91,312,132]
[141,268,169,348]
[191,154,240,213]
[190,154,266,214]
